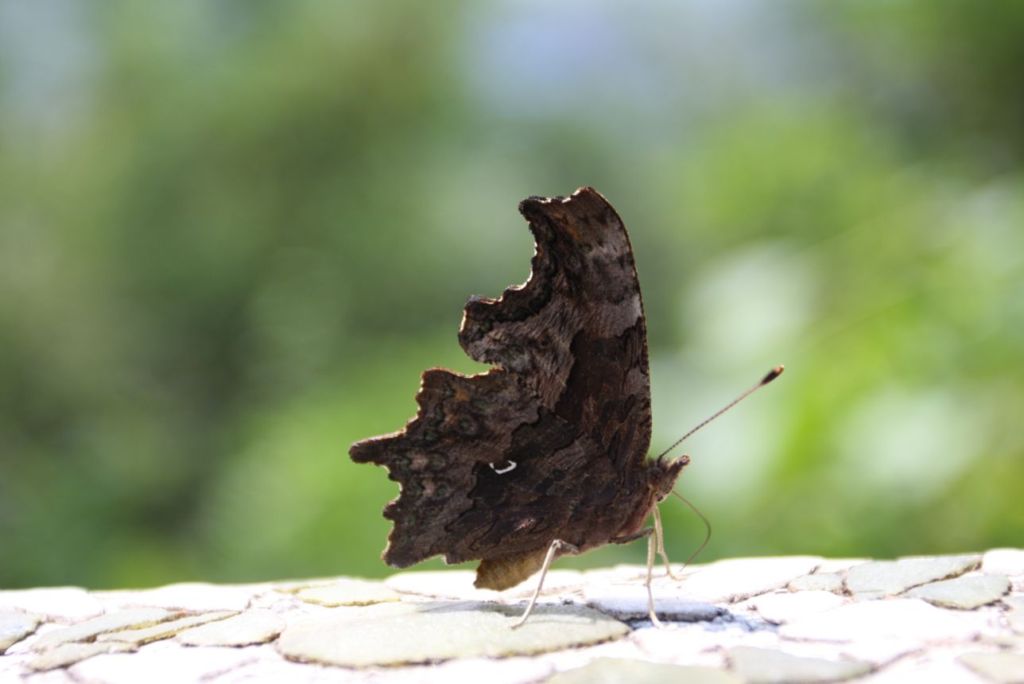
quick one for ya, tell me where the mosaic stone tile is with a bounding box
[294,579,401,607]
[28,641,136,672]
[32,608,173,651]
[547,657,741,683]
[68,641,257,684]
[0,610,41,653]
[844,555,980,597]
[981,549,1024,577]
[666,556,822,603]
[904,574,1010,609]
[94,611,236,646]
[780,598,986,643]
[177,609,284,647]
[726,646,872,683]
[787,573,845,593]
[958,650,1024,684]
[0,588,103,621]
[747,590,846,624]
[277,601,627,667]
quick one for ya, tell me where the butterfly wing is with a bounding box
[350,187,654,571]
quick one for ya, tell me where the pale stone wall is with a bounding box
[2,549,1023,682]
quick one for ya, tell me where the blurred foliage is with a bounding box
[1,0,1022,589]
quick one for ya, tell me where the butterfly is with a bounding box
[350,187,780,626]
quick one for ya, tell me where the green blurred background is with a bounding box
[2,1,1022,590]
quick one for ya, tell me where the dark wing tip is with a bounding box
[349,436,384,464]
[518,186,606,220]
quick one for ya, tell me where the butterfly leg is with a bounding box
[511,538,579,630]
[653,505,680,580]
[611,528,665,627]
[643,527,666,628]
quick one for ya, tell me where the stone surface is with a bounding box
[32,608,173,651]
[0,610,40,653]
[277,601,628,667]
[2,550,1021,682]
[747,590,846,624]
[844,554,980,597]
[547,657,742,683]
[669,556,822,603]
[958,651,1024,684]
[780,598,987,643]
[982,549,1024,577]
[177,609,285,647]
[293,579,401,607]
[95,611,236,646]
[28,642,136,672]
[787,573,845,593]
[0,588,104,621]
[726,646,873,683]
[904,574,1010,609]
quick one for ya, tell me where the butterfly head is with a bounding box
[649,454,690,503]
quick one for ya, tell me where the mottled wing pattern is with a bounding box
[349,187,654,569]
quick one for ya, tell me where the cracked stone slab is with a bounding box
[28,641,136,671]
[904,574,1010,609]
[726,646,873,683]
[293,579,401,607]
[210,656,383,684]
[32,608,174,651]
[387,655,557,684]
[1,610,41,653]
[815,559,869,573]
[780,598,987,643]
[10,671,73,684]
[547,657,742,683]
[385,569,583,600]
[858,646,986,684]
[747,591,846,624]
[630,623,750,665]
[0,587,104,621]
[94,582,257,612]
[69,642,259,684]
[1004,596,1024,635]
[95,611,236,645]
[245,590,319,614]
[277,601,628,667]
[982,549,1024,577]
[582,581,724,622]
[844,554,980,597]
[667,556,822,604]
[16,670,79,684]
[787,573,844,593]
[177,609,285,647]
[958,651,1024,684]
[834,639,933,669]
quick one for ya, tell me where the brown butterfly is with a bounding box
[350,187,781,626]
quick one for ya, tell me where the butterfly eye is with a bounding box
[488,460,517,475]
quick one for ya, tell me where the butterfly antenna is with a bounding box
[670,490,712,568]
[654,365,784,462]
